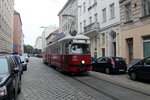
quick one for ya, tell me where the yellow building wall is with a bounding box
[121,24,150,64]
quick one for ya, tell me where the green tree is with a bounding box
[33,49,42,54]
[24,45,34,54]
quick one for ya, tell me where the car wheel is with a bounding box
[11,92,15,100]
[17,81,21,94]
[105,68,110,74]
[130,71,137,81]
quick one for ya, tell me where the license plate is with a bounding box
[119,69,124,71]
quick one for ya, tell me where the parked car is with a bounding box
[22,53,29,62]
[92,57,127,74]
[20,56,27,71]
[128,57,150,80]
[91,57,96,64]
[0,55,21,100]
[11,55,23,74]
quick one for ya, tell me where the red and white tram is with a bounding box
[43,34,92,73]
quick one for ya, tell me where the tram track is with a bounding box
[71,75,119,100]
[89,75,150,97]
[71,73,150,100]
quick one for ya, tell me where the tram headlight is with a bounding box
[81,60,85,64]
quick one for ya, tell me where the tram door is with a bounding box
[61,43,70,69]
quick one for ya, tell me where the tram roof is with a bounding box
[58,34,89,42]
[47,34,90,46]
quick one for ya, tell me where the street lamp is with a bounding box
[62,14,77,36]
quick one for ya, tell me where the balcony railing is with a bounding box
[84,22,100,33]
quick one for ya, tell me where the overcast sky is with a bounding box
[14,0,67,46]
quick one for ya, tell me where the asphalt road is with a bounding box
[17,57,150,100]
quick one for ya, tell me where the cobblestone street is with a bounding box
[17,57,96,100]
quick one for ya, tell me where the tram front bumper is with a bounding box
[69,64,92,72]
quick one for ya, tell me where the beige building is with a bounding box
[34,36,42,50]
[120,0,150,64]
[41,25,58,52]
[46,29,59,45]
[0,0,14,52]
[58,0,78,36]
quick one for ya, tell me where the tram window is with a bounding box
[71,44,90,54]
[65,43,69,54]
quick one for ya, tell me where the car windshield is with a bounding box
[20,56,25,61]
[112,57,125,62]
[71,43,90,54]
[0,58,9,74]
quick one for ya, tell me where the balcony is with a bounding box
[84,22,100,36]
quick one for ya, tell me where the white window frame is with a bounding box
[102,8,107,22]
[89,16,92,24]
[101,33,105,45]
[83,2,86,13]
[142,0,150,16]
[125,3,132,22]
[110,3,115,19]
[94,13,98,22]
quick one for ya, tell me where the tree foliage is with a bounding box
[24,45,42,54]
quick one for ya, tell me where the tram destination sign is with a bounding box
[77,39,87,43]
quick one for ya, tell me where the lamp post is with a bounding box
[62,14,77,36]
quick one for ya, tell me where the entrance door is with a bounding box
[113,42,116,57]
[127,38,133,64]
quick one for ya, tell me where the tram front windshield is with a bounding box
[71,43,90,54]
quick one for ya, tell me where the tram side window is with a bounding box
[65,43,69,54]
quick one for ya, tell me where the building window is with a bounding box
[89,0,91,7]
[101,33,105,45]
[102,48,105,57]
[142,0,150,16]
[80,22,82,33]
[89,16,92,24]
[110,3,115,19]
[94,13,98,22]
[80,6,82,15]
[83,2,86,13]
[94,36,97,50]
[83,20,86,27]
[143,36,150,58]
[102,8,107,22]
[125,3,132,22]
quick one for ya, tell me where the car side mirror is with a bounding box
[21,61,24,63]
[13,68,19,74]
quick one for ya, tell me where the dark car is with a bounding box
[90,57,95,64]
[0,55,21,100]
[128,57,150,80]
[92,57,127,74]
[11,55,23,74]
[20,56,27,71]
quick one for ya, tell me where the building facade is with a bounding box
[78,0,121,58]
[120,0,150,64]
[41,25,58,51]
[34,36,42,50]
[46,29,59,45]
[99,0,121,57]
[78,0,100,58]
[13,11,24,54]
[58,0,78,36]
[0,0,14,52]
